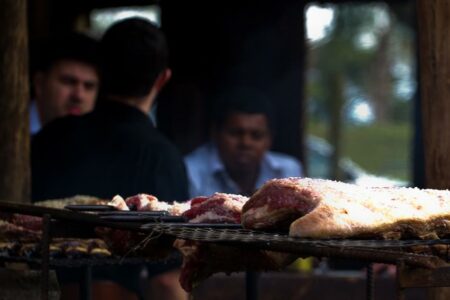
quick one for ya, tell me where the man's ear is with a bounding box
[154,68,172,92]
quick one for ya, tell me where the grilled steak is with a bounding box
[182,193,248,224]
[242,177,450,240]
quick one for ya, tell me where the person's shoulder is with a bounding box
[267,151,301,164]
[267,151,303,176]
[141,128,179,153]
[184,143,211,162]
[137,129,186,165]
[32,115,82,143]
[184,143,215,172]
[31,115,87,163]
[184,143,213,176]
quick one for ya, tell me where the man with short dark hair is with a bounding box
[32,18,187,201]
[32,18,188,299]
[185,87,303,197]
[30,33,99,134]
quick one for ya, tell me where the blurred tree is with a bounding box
[306,2,415,179]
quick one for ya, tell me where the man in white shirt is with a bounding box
[185,87,303,197]
[30,33,99,134]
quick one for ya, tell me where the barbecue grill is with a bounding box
[0,201,449,300]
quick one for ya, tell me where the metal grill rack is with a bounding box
[143,224,449,269]
[2,201,450,300]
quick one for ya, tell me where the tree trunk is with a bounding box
[329,73,344,181]
[0,0,30,203]
[417,0,450,298]
[369,24,392,123]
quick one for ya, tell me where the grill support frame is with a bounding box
[2,201,450,300]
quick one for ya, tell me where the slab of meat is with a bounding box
[108,194,189,215]
[125,194,163,211]
[0,213,43,232]
[35,195,107,209]
[174,239,296,292]
[95,227,174,258]
[242,177,321,231]
[242,177,450,240]
[108,195,129,211]
[9,214,43,232]
[0,220,41,242]
[168,201,191,216]
[182,193,248,224]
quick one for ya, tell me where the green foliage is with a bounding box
[308,121,412,181]
[305,2,416,183]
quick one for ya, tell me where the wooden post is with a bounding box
[0,0,30,203]
[417,0,450,299]
[418,0,450,189]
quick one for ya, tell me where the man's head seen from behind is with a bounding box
[99,17,170,100]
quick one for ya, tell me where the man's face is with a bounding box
[215,112,272,173]
[34,60,99,125]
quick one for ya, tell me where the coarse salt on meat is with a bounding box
[168,201,191,216]
[183,193,248,224]
[125,194,156,211]
[108,195,129,211]
[242,177,450,240]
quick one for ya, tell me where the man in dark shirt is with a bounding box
[31,18,188,299]
[32,100,187,201]
[32,19,187,202]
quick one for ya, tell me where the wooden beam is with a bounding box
[0,0,30,203]
[418,0,450,189]
[416,1,450,299]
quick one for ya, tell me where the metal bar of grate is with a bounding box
[366,263,374,300]
[145,224,450,249]
[40,214,50,300]
[144,225,448,269]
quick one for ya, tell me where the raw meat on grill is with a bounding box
[182,193,248,223]
[242,177,320,231]
[0,220,41,242]
[95,227,173,258]
[168,201,191,216]
[125,194,162,211]
[0,238,112,259]
[242,177,450,240]
[109,195,129,211]
[174,239,296,292]
[35,195,107,209]
[9,214,43,232]
[0,213,43,232]
[107,193,189,215]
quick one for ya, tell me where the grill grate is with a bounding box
[144,224,450,249]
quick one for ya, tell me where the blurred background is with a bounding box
[27,0,419,187]
[304,3,416,187]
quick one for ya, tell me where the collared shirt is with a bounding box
[184,142,303,197]
[32,100,188,202]
[29,101,41,135]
